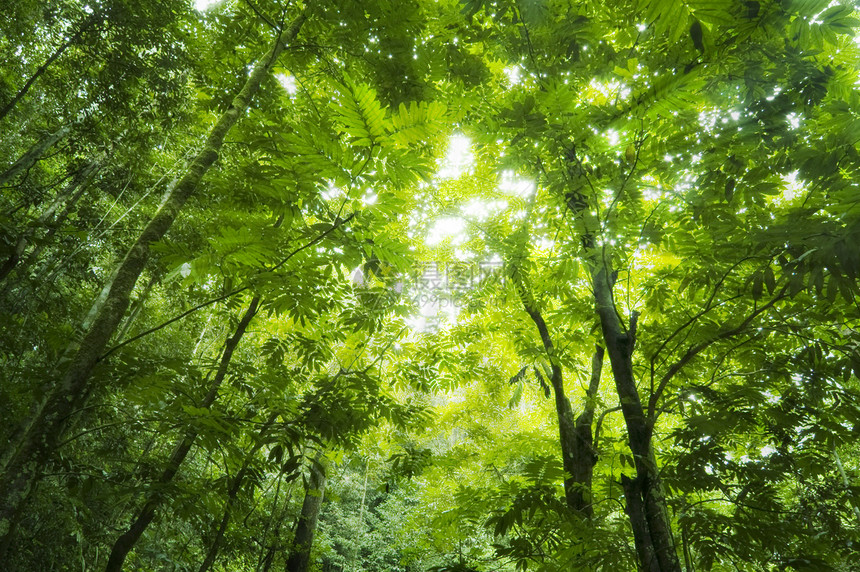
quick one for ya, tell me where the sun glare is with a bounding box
[195,0,219,11]
[437,134,474,179]
[276,73,298,95]
[498,170,534,197]
[426,217,467,246]
[774,170,803,204]
[504,65,522,86]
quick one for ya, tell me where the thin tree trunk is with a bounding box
[104,296,260,572]
[0,14,306,538]
[198,489,239,572]
[590,264,680,571]
[258,474,296,572]
[680,508,694,572]
[514,267,602,514]
[0,476,36,564]
[0,13,99,124]
[833,447,860,526]
[521,302,584,512]
[114,273,158,343]
[563,181,679,569]
[569,346,604,516]
[348,461,370,572]
[286,456,327,572]
[261,547,277,572]
[0,160,99,282]
[198,412,278,572]
[0,123,73,186]
[19,160,100,271]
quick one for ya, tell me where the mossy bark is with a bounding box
[286,457,327,572]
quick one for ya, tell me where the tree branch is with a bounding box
[647,284,789,423]
[243,0,281,32]
[100,213,355,359]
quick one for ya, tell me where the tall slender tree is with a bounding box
[0,10,308,538]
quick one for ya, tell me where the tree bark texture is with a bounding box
[285,458,327,572]
[590,264,680,571]
[564,174,680,569]
[104,296,260,572]
[514,267,602,515]
[569,345,604,516]
[522,304,586,512]
[622,475,660,572]
[0,14,306,539]
[114,274,158,343]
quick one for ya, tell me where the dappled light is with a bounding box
[1,1,860,571]
[436,134,475,180]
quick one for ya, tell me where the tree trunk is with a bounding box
[622,475,659,572]
[521,303,586,512]
[590,265,680,571]
[563,177,679,569]
[198,491,237,572]
[285,457,327,572]
[0,477,35,564]
[0,12,99,125]
[0,123,73,186]
[0,160,99,282]
[19,160,100,274]
[114,273,158,343]
[833,447,860,526]
[198,412,278,572]
[0,14,306,539]
[105,436,194,572]
[569,346,604,516]
[104,296,260,572]
[514,263,603,514]
[258,474,296,572]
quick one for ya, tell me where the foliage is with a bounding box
[1,0,860,571]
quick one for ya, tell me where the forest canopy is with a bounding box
[2,0,860,570]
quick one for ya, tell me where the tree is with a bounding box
[0,9,308,535]
[287,454,328,572]
[424,0,860,569]
[2,0,860,570]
